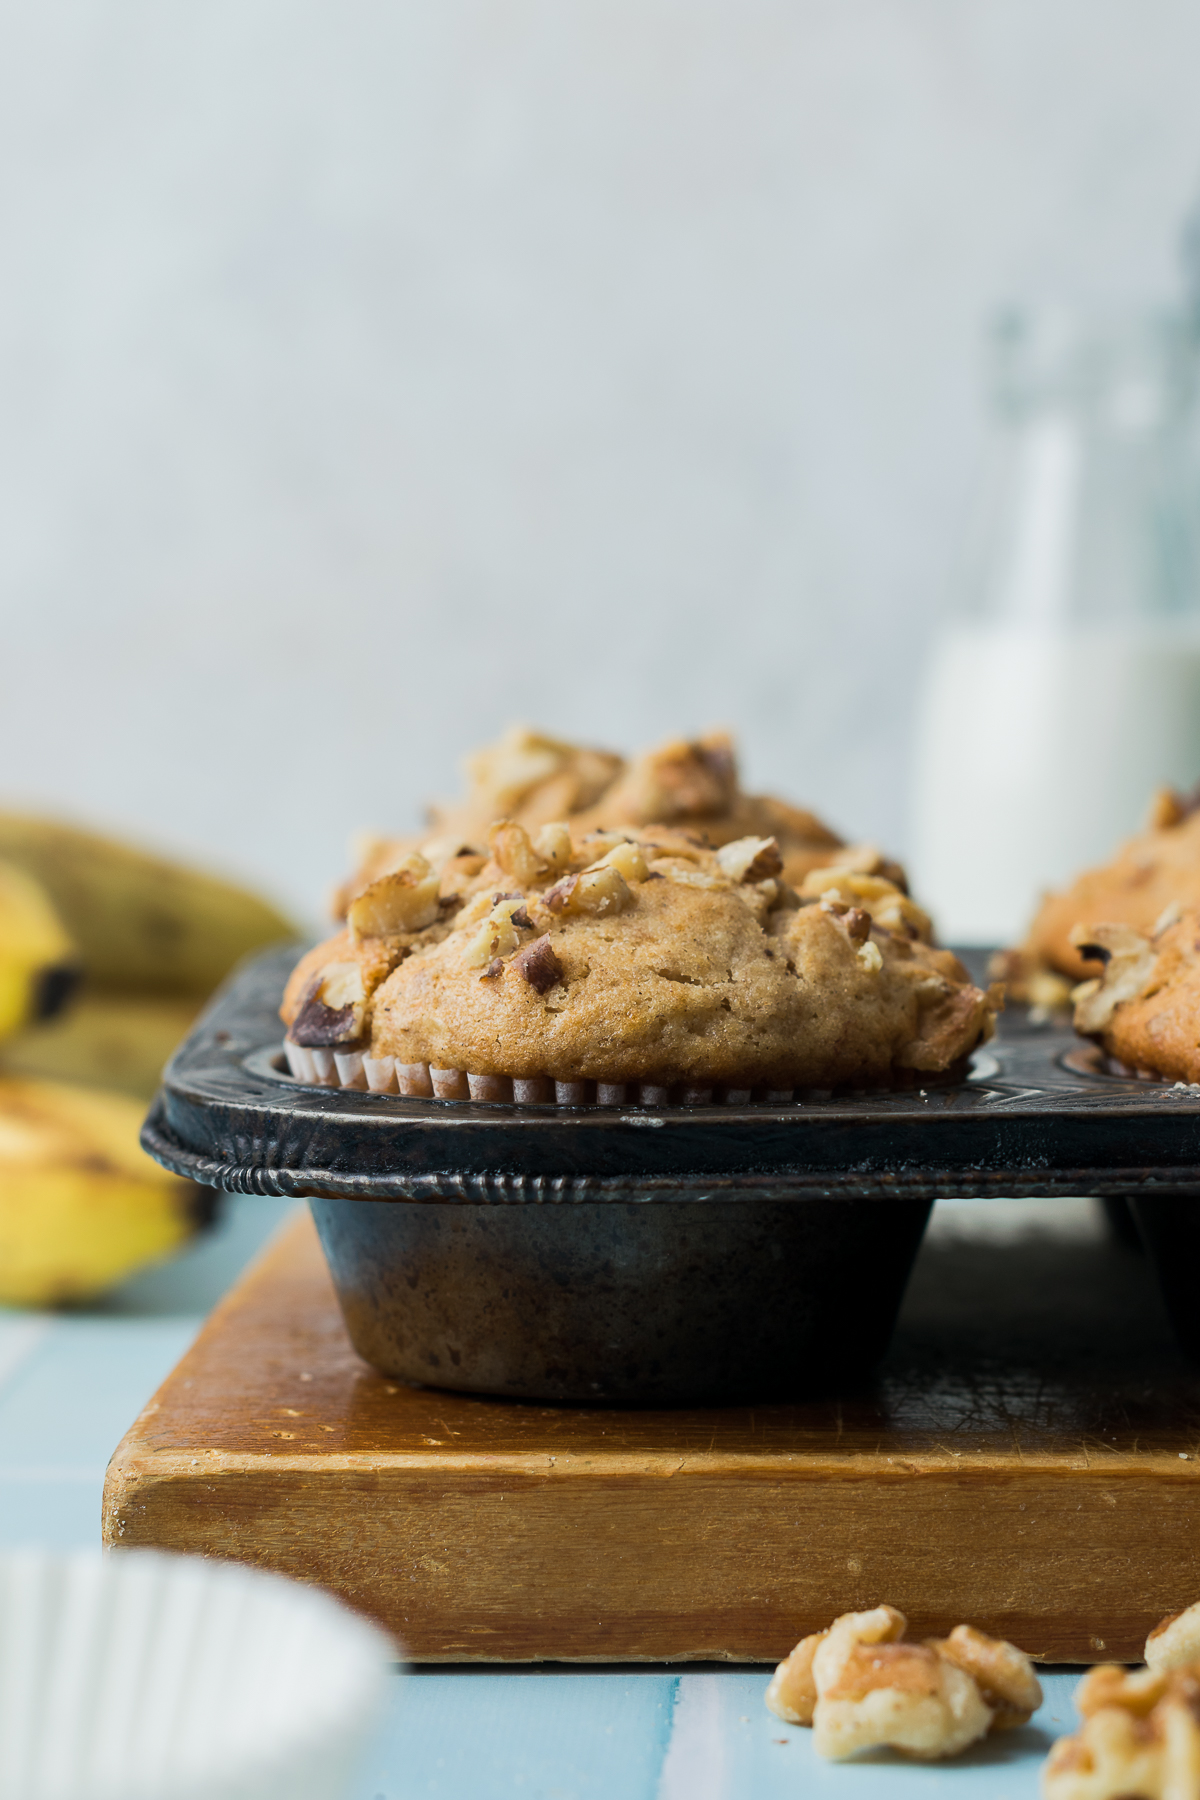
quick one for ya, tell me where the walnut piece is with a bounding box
[464,727,569,816]
[510,936,564,995]
[461,898,526,968]
[927,1623,1042,1730]
[716,835,784,883]
[591,839,650,883]
[1147,1601,1200,1672]
[545,865,633,917]
[1070,922,1161,1036]
[841,906,871,946]
[290,960,367,1047]
[834,841,903,882]
[488,819,544,887]
[1044,1662,1200,1800]
[533,821,572,872]
[801,868,933,944]
[597,731,739,825]
[347,855,441,939]
[543,874,578,913]
[766,1607,1039,1763]
[812,1606,992,1761]
[491,892,532,927]
[1147,784,1200,830]
[1150,786,1185,830]
[765,1630,827,1725]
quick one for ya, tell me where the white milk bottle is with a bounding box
[912,307,1200,945]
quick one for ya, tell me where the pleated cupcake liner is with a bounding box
[1101,1053,1199,1087]
[0,1549,395,1800]
[281,1039,943,1105]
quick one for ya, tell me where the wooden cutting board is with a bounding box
[103,1205,1200,1663]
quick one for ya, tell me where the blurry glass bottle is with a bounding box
[912,305,1200,944]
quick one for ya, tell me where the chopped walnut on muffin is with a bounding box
[997,782,1200,1008]
[282,823,998,1098]
[765,1606,1040,1761]
[333,725,906,917]
[1068,906,1200,1084]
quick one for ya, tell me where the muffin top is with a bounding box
[1009,786,1200,995]
[1071,906,1200,1083]
[284,820,996,1090]
[334,726,905,918]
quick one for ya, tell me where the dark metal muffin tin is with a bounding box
[142,946,1200,1402]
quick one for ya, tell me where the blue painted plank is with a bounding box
[0,1317,199,1549]
[356,1670,677,1800]
[0,1317,200,1473]
[350,1667,1084,1800]
[0,1196,297,1549]
[656,1668,1081,1799]
[0,1474,110,1550]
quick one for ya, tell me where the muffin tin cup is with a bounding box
[1129,1196,1200,1356]
[144,947,1200,1398]
[309,1192,933,1404]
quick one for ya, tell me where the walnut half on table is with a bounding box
[764,1605,1042,1762]
[1042,1663,1200,1800]
[1042,1599,1200,1800]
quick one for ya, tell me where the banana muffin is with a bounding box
[1070,907,1200,1083]
[283,821,998,1102]
[997,784,1200,1007]
[336,725,905,918]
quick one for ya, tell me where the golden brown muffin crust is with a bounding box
[1071,907,1200,1083]
[332,726,904,919]
[290,824,996,1088]
[1024,786,1200,983]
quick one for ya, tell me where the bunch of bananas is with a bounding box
[0,815,295,1304]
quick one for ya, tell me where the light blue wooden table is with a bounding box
[0,1197,1086,1799]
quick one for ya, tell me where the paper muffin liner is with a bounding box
[1101,1054,1172,1082]
[0,1548,395,1800]
[280,1038,942,1105]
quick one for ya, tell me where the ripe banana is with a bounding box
[0,1075,207,1305]
[3,991,200,1099]
[0,813,296,995]
[0,860,80,1041]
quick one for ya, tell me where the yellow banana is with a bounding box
[0,1075,205,1305]
[0,860,80,1041]
[0,812,296,995]
[3,991,200,1099]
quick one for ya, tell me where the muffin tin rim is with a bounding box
[139,946,1200,1206]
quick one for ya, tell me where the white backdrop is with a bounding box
[3,0,1200,925]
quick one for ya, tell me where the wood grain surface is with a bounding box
[103,1206,1200,1663]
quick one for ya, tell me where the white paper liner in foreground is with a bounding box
[0,1549,395,1800]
